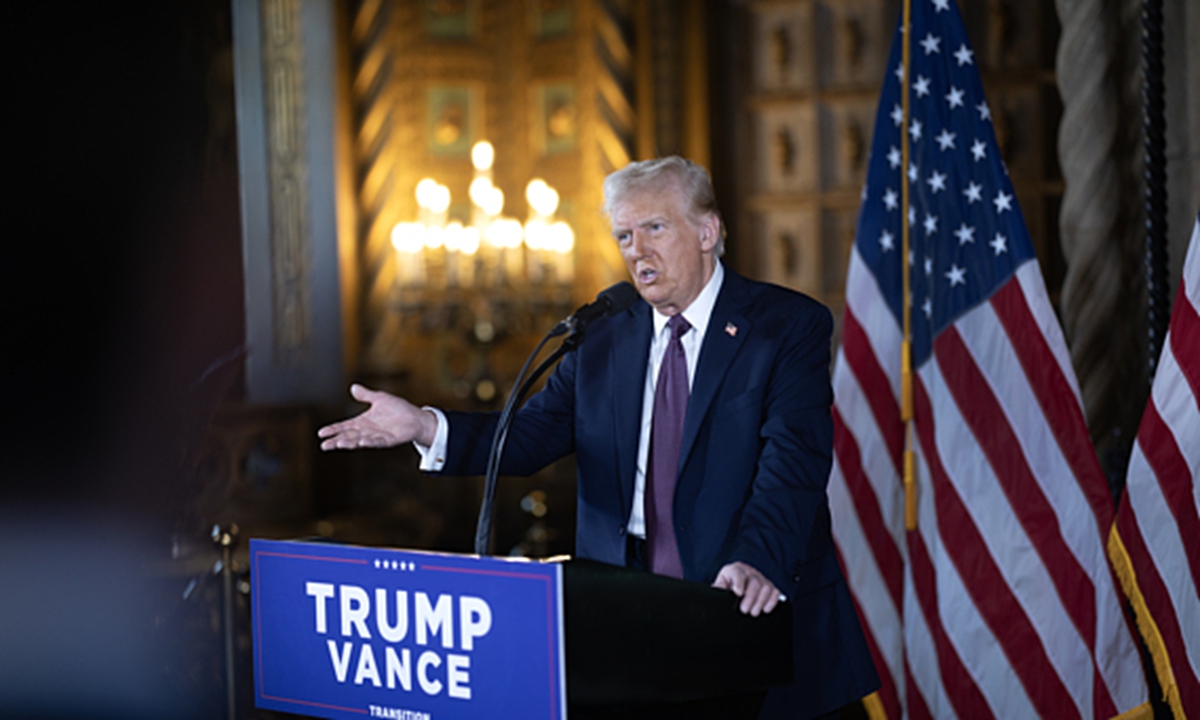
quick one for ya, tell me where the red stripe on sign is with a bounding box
[913,374,1079,719]
[935,324,1107,709]
[841,306,904,475]
[1136,400,1200,589]
[834,406,905,611]
[1115,509,1200,714]
[906,523,994,720]
[837,543,902,720]
[990,279,1114,530]
[1168,279,1200,408]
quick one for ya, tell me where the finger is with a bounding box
[711,571,732,590]
[751,583,774,616]
[350,383,373,402]
[762,591,780,615]
[739,577,762,614]
[730,569,747,597]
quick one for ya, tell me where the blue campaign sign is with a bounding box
[251,539,566,720]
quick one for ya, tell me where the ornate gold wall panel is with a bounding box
[348,0,632,394]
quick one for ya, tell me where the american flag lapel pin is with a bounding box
[725,322,738,337]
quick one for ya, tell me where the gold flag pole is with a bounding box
[900,0,917,531]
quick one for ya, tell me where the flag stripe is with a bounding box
[837,543,904,720]
[938,311,1107,680]
[914,368,1079,719]
[828,458,906,697]
[992,270,1114,528]
[905,525,994,720]
[905,665,934,720]
[841,303,905,474]
[1170,276,1200,406]
[1115,508,1200,713]
[835,407,905,610]
[1136,399,1200,590]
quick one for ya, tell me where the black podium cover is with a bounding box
[563,559,792,709]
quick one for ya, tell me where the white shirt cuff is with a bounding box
[414,407,449,471]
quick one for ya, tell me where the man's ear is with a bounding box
[699,213,720,252]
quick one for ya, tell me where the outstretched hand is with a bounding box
[317,384,437,451]
[712,561,784,616]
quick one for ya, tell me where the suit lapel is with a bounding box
[611,301,652,516]
[679,271,752,472]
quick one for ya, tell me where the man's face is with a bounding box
[610,182,719,316]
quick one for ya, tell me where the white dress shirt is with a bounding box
[415,262,727,540]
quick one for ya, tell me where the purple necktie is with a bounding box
[645,314,691,578]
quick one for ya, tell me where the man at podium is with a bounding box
[319,157,879,719]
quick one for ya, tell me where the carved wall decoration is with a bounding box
[261,0,313,366]
[534,83,578,155]
[752,4,814,92]
[427,85,479,155]
[531,0,572,38]
[423,0,475,39]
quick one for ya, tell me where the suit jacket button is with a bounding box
[792,574,800,583]
[618,527,626,535]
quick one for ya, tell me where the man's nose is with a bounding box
[628,230,648,257]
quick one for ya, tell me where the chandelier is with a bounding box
[390,141,575,302]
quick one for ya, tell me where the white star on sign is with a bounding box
[920,33,941,55]
[946,264,967,286]
[954,44,974,66]
[946,86,964,109]
[883,188,898,210]
[963,181,983,203]
[910,119,923,143]
[993,190,1013,213]
[909,206,917,226]
[914,75,931,98]
[924,256,933,275]
[954,223,976,245]
[991,232,1008,255]
[977,101,991,121]
[923,297,932,317]
[924,213,939,235]
[908,162,919,182]
[928,170,947,193]
[895,64,905,83]
[971,139,987,161]
[936,129,956,151]
[888,145,901,168]
[933,0,951,11]
[892,104,904,127]
[879,229,895,251]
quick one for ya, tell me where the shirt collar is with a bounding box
[651,260,724,338]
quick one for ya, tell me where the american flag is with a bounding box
[1109,213,1200,719]
[827,0,1149,717]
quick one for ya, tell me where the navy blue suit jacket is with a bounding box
[438,269,879,718]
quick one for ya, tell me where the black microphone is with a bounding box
[554,281,640,336]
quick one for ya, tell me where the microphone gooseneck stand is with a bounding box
[472,282,637,555]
